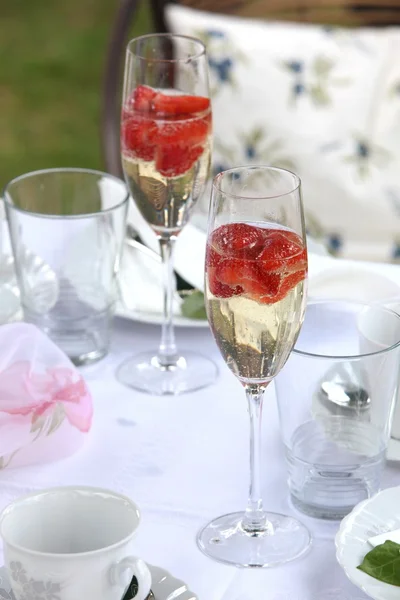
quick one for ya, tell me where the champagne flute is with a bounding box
[198,166,311,567]
[117,34,218,395]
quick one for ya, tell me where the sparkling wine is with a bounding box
[205,222,307,385]
[121,85,212,235]
[122,142,211,235]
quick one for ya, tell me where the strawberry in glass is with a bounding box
[121,84,211,235]
[206,222,307,383]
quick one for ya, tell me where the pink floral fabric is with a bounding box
[0,362,92,432]
[0,323,93,468]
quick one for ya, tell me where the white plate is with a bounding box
[116,303,209,328]
[0,562,197,600]
[309,265,400,303]
[336,486,400,599]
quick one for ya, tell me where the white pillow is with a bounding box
[166,4,400,263]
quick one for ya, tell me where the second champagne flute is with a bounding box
[198,166,311,566]
[117,34,218,395]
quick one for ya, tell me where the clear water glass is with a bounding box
[0,202,20,324]
[3,168,129,365]
[275,299,400,520]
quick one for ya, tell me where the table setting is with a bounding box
[1,30,400,600]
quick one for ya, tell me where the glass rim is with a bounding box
[0,486,140,558]
[294,298,400,360]
[126,33,206,63]
[212,165,301,200]
[2,167,130,220]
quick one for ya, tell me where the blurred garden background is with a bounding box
[0,0,152,189]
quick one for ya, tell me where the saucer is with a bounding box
[0,562,197,600]
[336,486,400,599]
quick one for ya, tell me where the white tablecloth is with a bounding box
[1,256,400,600]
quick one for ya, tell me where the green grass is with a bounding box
[0,0,152,189]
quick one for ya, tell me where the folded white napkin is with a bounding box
[126,202,206,291]
[117,204,206,317]
[119,242,183,316]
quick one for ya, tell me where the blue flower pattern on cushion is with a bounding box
[208,56,234,83]
[191,22,400,262]
[193,29,247,95]
[214,127,296,176]
[327,234,343,256]
[342,136,392,179]
[281,56,350,106]
[205,30,225,39]
[245,143,256,160]
[213,163,229,177]
[288,60,303,73]
[392,243,400,261]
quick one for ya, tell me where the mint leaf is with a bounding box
[358,540,400,586]
[181,291,207,320]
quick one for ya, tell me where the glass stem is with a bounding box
[157,235,179,368]
[242,383,272,535]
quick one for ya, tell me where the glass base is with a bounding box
[197,511,311,567]
[116,350,218,395]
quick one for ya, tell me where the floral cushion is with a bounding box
[165,4,400,263]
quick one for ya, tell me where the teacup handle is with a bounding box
[110,556,152,600]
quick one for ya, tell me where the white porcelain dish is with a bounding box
[0,562,198,600]
[116,303,209,328]
[336,486,400,600]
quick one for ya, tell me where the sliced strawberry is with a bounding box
[207,223,307,304]
[155,143,203,177]
[217,258,259,287]
[157,117,209,146]
[206,246,243,298]
[258,269,306,304]
[282,268,306,292]
[127,85,157,113]
[211,223,267,259]
[216,258,281,299]
[121,115,157,161]
[258,230,307,272]
[208,267,243,298]
[206,245,222,268]
[246,272,282,300]
[153,93,210,116]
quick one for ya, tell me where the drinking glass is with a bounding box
[4,168,129,365]
[198,166,311,567]
[0,202,20,324]
[117,33,218,395]
[275,300,400,519]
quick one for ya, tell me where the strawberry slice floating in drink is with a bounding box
[152,93,210,116]
[258,230,307,273]
[121,115,157,162]
[212,223,267,258]
[121,85,211,178]
[206,223,307,304]
[130,85,157,113]
[155,144,204,178]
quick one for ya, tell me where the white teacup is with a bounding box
[0,486,152,600]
